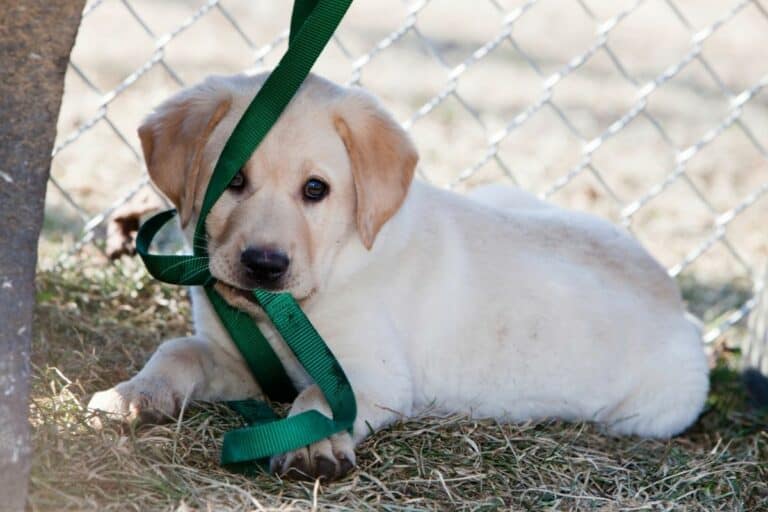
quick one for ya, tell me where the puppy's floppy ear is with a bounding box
[333,91,418,250]
[138,85,231,227]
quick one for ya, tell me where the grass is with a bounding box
[28,259,768,511]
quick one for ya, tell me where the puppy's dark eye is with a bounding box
[228,169,246,191]
[303,178,329,202]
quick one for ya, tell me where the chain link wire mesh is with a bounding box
[46,0,768,344]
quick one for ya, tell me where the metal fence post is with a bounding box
[745,266,768,405]
[0,2,85,509]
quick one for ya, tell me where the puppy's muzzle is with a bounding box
[240,246,290,287]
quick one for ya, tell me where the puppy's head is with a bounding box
[139,73,418,300]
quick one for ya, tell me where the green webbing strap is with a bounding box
[221,290,356,463]
[290,0,321,45]
[136,0,356,471]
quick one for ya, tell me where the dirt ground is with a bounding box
[32,0,768,510]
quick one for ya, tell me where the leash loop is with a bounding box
[136,0,356,471]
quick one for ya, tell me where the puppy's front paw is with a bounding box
[87,377,182,428]
[270,431,355,481]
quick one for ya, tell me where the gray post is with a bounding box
[744,265,768,406]
[0,2,85,510]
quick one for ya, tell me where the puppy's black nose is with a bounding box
[240,247,290,283]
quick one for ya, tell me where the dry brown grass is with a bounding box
[28,260,767,511]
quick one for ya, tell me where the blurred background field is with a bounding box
[32,0,768,510]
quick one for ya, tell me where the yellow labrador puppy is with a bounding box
[89,73,709,481]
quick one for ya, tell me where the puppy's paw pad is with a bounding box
[313,454,338,481]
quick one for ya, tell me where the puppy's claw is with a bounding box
[336,452,354,478]
[269,454,286,475]
[282,449,312,480]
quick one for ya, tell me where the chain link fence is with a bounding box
[45,0,768,344]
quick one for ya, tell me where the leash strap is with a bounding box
[136,0,356,470]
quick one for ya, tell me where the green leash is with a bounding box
[136,0,356,471]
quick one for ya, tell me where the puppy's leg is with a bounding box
[605,356,709,437]
[269,385,355,481]
[271,329,413,481]
[88,336,259,426]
